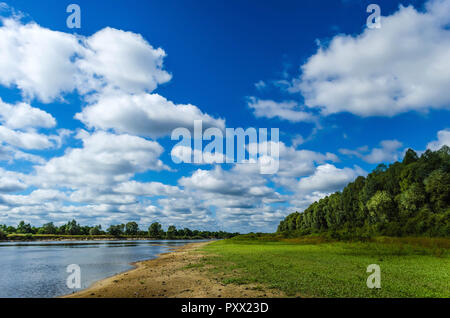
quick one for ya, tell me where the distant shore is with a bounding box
[1,234,217,242]
[63,241,283,298]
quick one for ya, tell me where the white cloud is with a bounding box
[179,166,269,197]
[297,164,365,194]
[291,134,305,148]
[0,95,59,151]
[33,130,168,188]
[0,98,55,129]
[113,181,182,197]
[0,18,171,102]
[427,129,450,150]
[289,0,450,117]
[340,139,403,164]
[0,18,81,102]
[179,165,285,216]
[1,189,67,206]
[254,80,267,90]
[248,97,315,122]
[0,100,64,151]
[0,16,223,141]
[0,126,54,149]
[75,91,225,138]
[77,27,172,94]
[258,141,338,178]
[68,188,138,205]
[0,168,28,193]
[0,144,45,164]
[363,140,403,163]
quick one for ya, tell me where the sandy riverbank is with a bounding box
[64,241,284,298]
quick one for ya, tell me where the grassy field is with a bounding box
[201,236,450,298]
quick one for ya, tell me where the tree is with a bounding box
[65,219,81,235]
[424,169,450,211]
[398,183,425,217]
[89,225,102,236]
[403,148,418,165]
[17,221,32,234]
[148,222,162,238]
[0,229,7,240]
[166,225,177,239]
[367,191,395,224]
[125,222,139,235]
[107,224,124,237]
[183,228,193,237]
[38,222,57,234]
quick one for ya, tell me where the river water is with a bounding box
[0,240,201,298]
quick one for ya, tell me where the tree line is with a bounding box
[278,146,450,238]
[0,220,238,240]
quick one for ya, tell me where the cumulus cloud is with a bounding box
[0,98,60,151]
[427,129,450,150]
[113,181,182,197]
[289,0,450,117]
[0,17,224,138]
[247,97,315,122]
[0,98,56,129]
[0,18,172,102]
[179,166,271,197]
[254,141,338,179]
[33,130,168,188]
[0,126,55,150]
[176,164,288,232]
[77,27,172,94]
[0,18,81,102]
[0,144,45,164]
[0,168,28,193]
[75,92,225,138]
[297,164,365,193]
[171,144,227,164]
[340,139,403,164]
[179,164,285,216]
[1,189,67,206]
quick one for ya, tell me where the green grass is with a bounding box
[201,236,450,298]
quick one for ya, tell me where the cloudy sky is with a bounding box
[0,0,449,233]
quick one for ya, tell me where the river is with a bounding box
[0,240,202,298]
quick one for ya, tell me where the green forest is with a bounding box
[278,146,450,238]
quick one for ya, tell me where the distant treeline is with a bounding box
[278,146,450,238]
[0,220,238,240]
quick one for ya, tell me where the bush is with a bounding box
[0,230,7,240]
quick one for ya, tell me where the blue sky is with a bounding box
[0,0,449,232]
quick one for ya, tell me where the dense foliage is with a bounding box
[278,147,450,237]
[0,220,238,240]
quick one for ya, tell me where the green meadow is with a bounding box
[201,236,450,298]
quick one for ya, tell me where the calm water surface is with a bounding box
[0,240,203,298]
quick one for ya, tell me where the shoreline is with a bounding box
[2,239,213,244]
[64,241,284,298]
[2,237,217,242]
